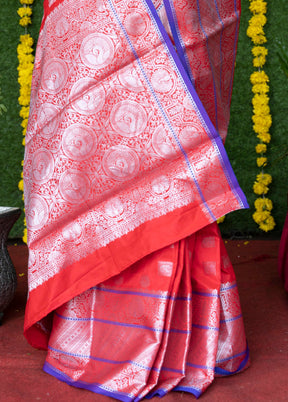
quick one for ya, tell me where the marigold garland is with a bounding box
[247,0,275,232]
[17,0,34,244]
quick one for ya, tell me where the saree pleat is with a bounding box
[43,223,248,400]
[24,0,249,398]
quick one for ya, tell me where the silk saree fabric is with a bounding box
[24,0,249,398]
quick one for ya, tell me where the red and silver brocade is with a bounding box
[23,0,249,399]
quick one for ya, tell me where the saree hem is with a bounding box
[44,360,204,401]
[43,362,134,402]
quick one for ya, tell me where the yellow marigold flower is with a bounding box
[253,210,270,224]
[252,93,269,106]
[20,0,34,4]
[252,114,271,126]
[252,82,269,94]
[255,143,267,153]
[259,215,276,232]
[21,118,29,129]
[18,96,30,106]
[18,77,33,88]
[17,54,34,64]
[20,106,30,119]
[247,25,264,41]
[253,123,270,135]
[257,157,267,167]
[255,197,273,211]
[250,70,269,85]
[20,33,31,41]
[256,197,273,211]
[257,132,271,143]
[17,7,32,17]
[252,46,268,58]
[253,104,270,117]
[252,46,268,67]
[18,66,34,76]
[256,173,272,185]
[248,33,267,45]
[19,16,32,26]
[249,0,267,15]
[17,42,34,54]
[253,181,268,195]
[253,55,266,68]
[254,198,265,210]
[217,216,225,224]
[22,137,26,146]
[18,180,24,192]
[20,88,32,98]
[23,228,27,245]
[249,13,267,27]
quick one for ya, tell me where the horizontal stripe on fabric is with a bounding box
[191,290,219,298]
[48,345,154,371]
[55,310,243,331]
[186,347,248,372]
[220,283,237,292]
[48,345,184,375]
[92,286,192,301]
[192,324,219,331]
[55,312,191,334]
[186,362,214,371]
[92,286,235,299]
[215,345,250,376]
[56,312,244,332]
[216,348,247,364]
[220,314,242,324]
[43,361,134,402]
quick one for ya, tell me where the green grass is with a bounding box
[1,1,287,238]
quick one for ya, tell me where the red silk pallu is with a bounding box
[24,0,250,399]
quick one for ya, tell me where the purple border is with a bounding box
[215,345,250,375]
[174,385,202,399]
[142,0,248,211]
[43,361,134,402]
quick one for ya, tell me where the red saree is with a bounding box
[24,0,249,399]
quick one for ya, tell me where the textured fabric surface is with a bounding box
[23,0,249,399]
[44,223,249,400]
[3,241,287,401]
[24,0,246,343]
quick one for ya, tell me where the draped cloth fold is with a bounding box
[24,0,249,398]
